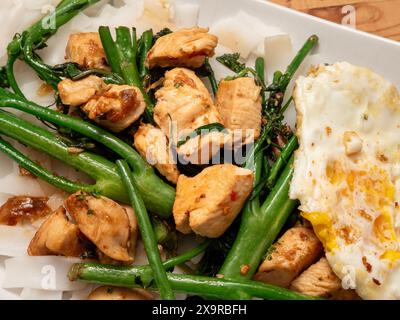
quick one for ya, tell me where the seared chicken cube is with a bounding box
[28,207,85,257]
[58,75,106,107]
[66,32,108,69]
[65,192,135,263]
[134,123,180,184]
[177,130,234,165]
[87,286,154,300]
[253,227,323,288]
[216,77,262,140]
[154,68,222,140]
[155,67,227,164]
[82,84,146,132]
[290,257,342,298]
[173,164,253,238]
[146,27,218,69]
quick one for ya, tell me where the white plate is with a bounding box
[198,0,400,87]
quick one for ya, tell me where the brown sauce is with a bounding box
[0,196,52,226]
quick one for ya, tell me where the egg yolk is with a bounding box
[301,211,338,252]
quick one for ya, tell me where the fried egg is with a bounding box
[290,62,400,299]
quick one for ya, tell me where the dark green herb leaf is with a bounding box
[216,53,245,73]
[153,28,173,43]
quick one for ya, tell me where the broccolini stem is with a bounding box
[0,110,127,202]
[255,57,266,108]
[205,57,218,95]
[0,135,95,194]
[219,157,298,281]
[0,89,175,216]
[138,29,153,80]
[99,26,154,122]
[117,160,175,300]
[266,135,298,188]
[69,261,315,300]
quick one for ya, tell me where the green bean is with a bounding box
[116,160,175,300]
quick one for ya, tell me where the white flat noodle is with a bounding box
[20,287,63,300]
[70,284,95,300]
[210,10,284,59]
[0,152,14,180]
[172,1,199,28]
[0,259,21,300]
[3,256,87,291]
[47,192,67,211]
[264,34,293,83]
[0,163,47,197]
[0,224,36,257]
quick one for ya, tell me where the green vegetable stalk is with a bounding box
[0,110,126,201]
[99,26,154,122]
[0,89,175,216]
[218,36,318,288]
[69,259,315,300]
[138,29,154,80]
[117,160,175,300]
[204,58,218,95]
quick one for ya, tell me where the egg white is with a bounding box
[290,62,400,299]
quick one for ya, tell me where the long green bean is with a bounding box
[117,160,175,300]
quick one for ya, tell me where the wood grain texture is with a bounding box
[270,0,400,41]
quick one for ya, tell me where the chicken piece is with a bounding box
[82,84,146,132]
[216,77,262,140]
[64,192,134,262]
[0,196,51,226]
[28,207,85,257]
[154,68,222,139]
[177,130,234,165]
[66,32,108,69]
[173,164,253,238]
[146,27,218,69]
[290,257,343,298]
[87,286,154,300]
[134,123,180,184]
[253,227,323,288]
[123,205,138,260]
[154,67,225,164]
[58,75,106,107]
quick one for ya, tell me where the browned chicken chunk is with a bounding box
[66,32,108,69]
[146,27,218,69]
[154,68,222,139]
[64,192,134,263]
[154,68,225,163]
[87,286,154,300]
[253,227,323,288]
[28,207,85,257]
[216,77,262,140]
[82,84,146,132]
[173,164,253,238]
[58,75,106,107]
[290,257,343,298]
[134,123,180,184]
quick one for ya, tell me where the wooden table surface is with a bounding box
[270,0,400,41]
